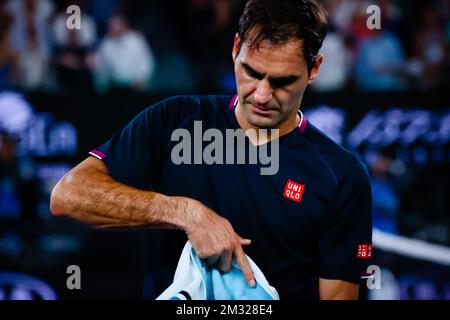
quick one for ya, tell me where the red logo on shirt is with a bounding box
[357,244,373,259]
[283,180,305,203]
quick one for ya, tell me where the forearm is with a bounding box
[319,278,359,300]
[51,160,257,286]
[50,158,194,230]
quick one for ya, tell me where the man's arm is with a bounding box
[50,157,188,229]
[318,156,372,300]
[319,278,359,300]
[50,156,255,285]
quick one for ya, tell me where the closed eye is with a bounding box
[241,62,300,88]
[269,76,299,88]
[242,63,263,80]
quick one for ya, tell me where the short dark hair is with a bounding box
[237,0,328,73]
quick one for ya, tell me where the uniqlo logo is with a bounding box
[283,180,305,203]
[357,244,373,259]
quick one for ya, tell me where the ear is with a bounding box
[232,33,240,63]
[307,54,324,84]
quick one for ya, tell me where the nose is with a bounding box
[254,80,272,105]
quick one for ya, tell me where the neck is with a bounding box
[235,102,300,145]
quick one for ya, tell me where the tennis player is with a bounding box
[51,0,372,299]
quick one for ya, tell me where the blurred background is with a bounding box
[0,0,449,300]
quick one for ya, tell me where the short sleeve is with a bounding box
[319,159,373,283]
[89,102,165,190]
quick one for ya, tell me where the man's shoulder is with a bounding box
[303,123,369,181]
[144,94,232,117]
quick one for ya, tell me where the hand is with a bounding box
[181,198,256,287]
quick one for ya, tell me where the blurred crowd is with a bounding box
[318,0,450,91]
[0,0,449,94]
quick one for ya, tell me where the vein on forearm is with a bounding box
[61,170,180,228]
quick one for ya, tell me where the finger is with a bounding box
[218,250,232,272]
[239,237,252,246]
[234,246,256,287]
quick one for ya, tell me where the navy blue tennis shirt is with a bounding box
[89,95,373,299]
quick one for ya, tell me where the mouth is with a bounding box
[249,104,277,117]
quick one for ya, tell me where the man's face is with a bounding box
[233,34,322,134]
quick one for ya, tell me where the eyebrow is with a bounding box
[241,62,301,87]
